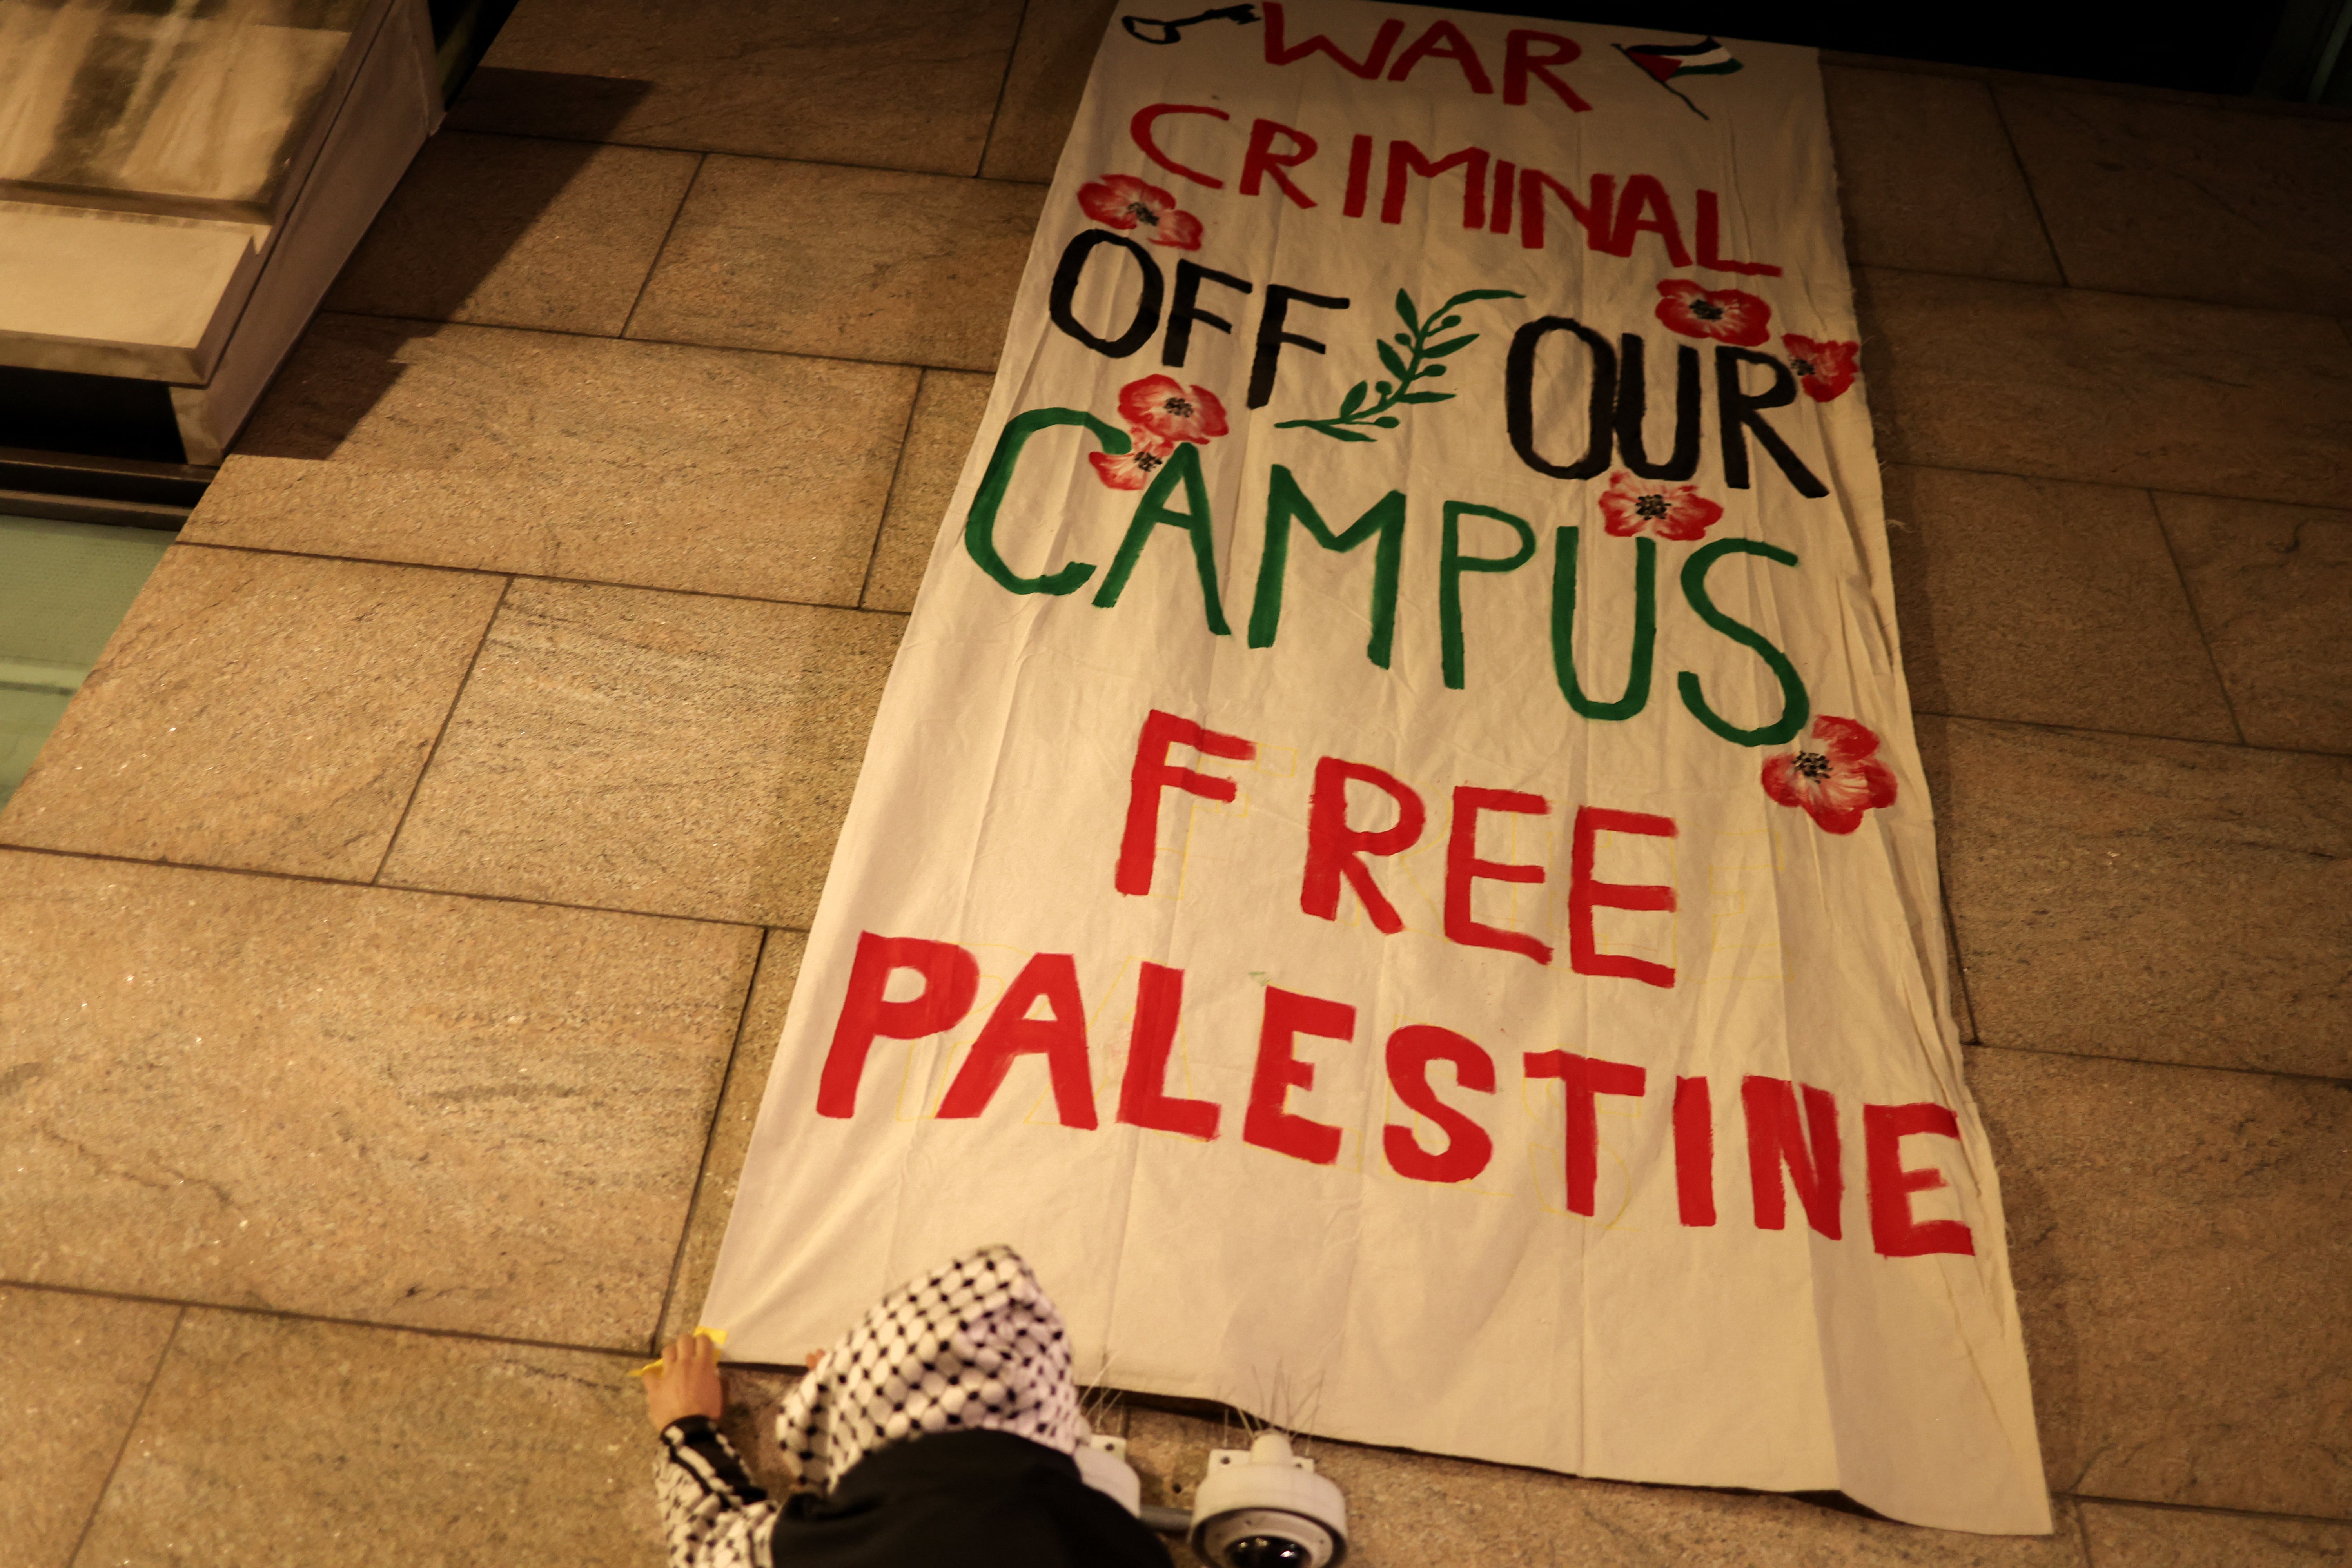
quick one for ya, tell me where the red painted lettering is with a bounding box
[936,952,1098,1128]
[1116,708,1256,896]
[1116,961,1220,1140]
[1519,168,1614,252]
[818,932,979,1118]
[1445,786,1553,964]
[1608,174,1692,266]
[1743,1075,1843,1238]
[1487,159,1517,233]
[1130,103,1230,191]
[1381,140,1490,228]
[1387,20,1494,93]
[1568,806,1677,989]
[1674,1073,1717,1226]
[1241,118,1320,208]
[1524,1049,1647,1215]
[1343,132,1373,218]
[1263,1,1403,78]
[1697,189,1783,277]
[1865,1102,1975,1257]
[1245,985,1352,1164]
[1302,756,1425,933]
[1383,1024,1496,1183]
[1504,29,1591,109]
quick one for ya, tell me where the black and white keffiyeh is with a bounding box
[777,1243,1084,1491]
[656,1417,777,1568]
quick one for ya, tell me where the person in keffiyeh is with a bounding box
[641,1245,1167,1568]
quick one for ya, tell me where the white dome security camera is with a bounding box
[1187,1430,1349,1568]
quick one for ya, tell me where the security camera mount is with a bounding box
[1075,1432,1145,1517]
[1188,1430,1350,1568]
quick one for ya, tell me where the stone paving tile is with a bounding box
[1995,87,2352,314]
[2077,1500,2352,1565]
[628,158,1046,372]
[76,1310,663,1568]
[1926,717,2350,1078]
[1882,466,2236,742]
[1946,910,1978,1044]
[1125,1407,2086,1566]
[713,1364,810,1493]
[1972,1047,2352,1518]
[379,581,901,927]
[980,0,1113,183]
[448,0,1025,176]
[1820,50,2352,123]
[1822,66,2061,284]
[323,133,700,336]
[2153,492,2352,755]
[189,317,917,606]
[865,369,993,612]
[0,851,756,1347]
[660,929,805,1346]
[1853,269,2352,510]
[0,1288,179,1568]
[0,548,503,882]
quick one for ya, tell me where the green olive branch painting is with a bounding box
[1275,287,1525,444]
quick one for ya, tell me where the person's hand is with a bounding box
[642,1331,725,1431]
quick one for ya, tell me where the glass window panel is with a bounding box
[1,512,174,804]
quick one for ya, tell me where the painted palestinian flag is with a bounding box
[1621,35,1743,82]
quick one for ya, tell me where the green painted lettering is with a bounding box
[1247,466,1405,667]
[964,408,1129,596]
[1439,501,1537,690]
[1092,443,1232,635]
[1550,527,1655,720]
[1677,537,1809,746]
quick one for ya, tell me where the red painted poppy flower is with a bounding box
[1761,716,1899,835]
[1118,375,1229,445]
[1782,334,1858,402]
[1090,428,1176,490]
[1077,173,1204,249]
[1654,279,1771,347]
[1595,470,1724,541]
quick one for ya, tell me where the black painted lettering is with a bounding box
[1049,230,1165,359]
[1715,347,1828,497]
[1249,285,1352,409]
[1505,316,1614,480]
[1164,260,1254,368]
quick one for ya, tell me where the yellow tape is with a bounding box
[627,1325,730,1379]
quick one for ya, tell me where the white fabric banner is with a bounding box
[704,0,2048,1533]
